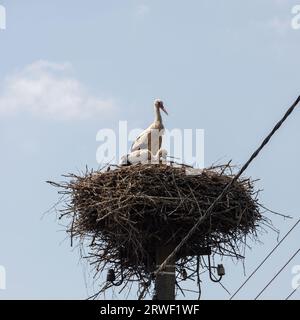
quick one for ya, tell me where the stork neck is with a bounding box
[155,106,162,123]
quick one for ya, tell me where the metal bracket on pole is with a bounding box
[207,254,225,283]
[106,268,124,286]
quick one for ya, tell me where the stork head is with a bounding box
[154,99,168,115]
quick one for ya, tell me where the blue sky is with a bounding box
[0,0,300,299]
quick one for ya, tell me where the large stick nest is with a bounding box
[49,163,271,299]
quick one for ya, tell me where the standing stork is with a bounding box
[131,99,168,157]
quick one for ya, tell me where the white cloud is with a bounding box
[0,60,116,120]
[136,4,150,18]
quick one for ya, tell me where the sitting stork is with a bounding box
[131,99,168,156]
[119,149,168,166]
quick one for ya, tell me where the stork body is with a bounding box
[119,149,168,166]
[131,99,168,155]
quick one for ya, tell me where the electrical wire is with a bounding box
[285,286,299,300]
[230,219,300,299]
[254,247,300,300]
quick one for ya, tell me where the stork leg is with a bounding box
[147,133,152,164]
[159,135,163,164]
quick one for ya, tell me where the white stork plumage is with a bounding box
[119,149,168,166]
[131,99,168,156]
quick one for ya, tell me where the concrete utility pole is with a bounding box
[154,244,176,300]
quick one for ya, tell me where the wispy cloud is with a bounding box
[0,60,116,120]
[135,4,150,18]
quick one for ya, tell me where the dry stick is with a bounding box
[156,95,300,277]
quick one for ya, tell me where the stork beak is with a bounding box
[161,106,168,115]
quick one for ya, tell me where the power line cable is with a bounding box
[156,96,300,277]
[230,219,300,299]
[285,286,299,300]
[254,247,300,300]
